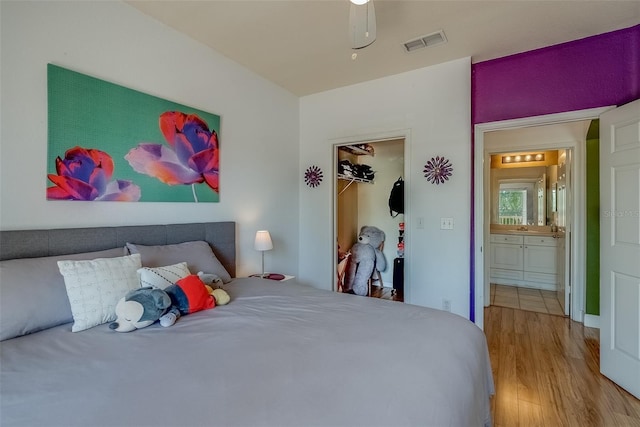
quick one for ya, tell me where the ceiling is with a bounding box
[126,1,640,97]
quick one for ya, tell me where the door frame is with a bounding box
[473,107,613,329]
[331,129,411,299]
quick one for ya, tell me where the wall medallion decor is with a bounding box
[423,156,453,185]
[304,165,323,188]
[47,64,220,202]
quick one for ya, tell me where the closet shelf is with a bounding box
[337,174,373,195]
[339,145,374,156]
[338,174,373,184]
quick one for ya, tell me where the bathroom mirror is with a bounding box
[490,168,548,226]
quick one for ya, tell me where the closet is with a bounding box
[335,139,405,300]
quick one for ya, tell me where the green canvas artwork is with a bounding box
[47,64,220,202]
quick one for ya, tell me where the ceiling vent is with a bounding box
[403,30,447,53]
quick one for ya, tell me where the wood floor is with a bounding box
[368,284,403,302]
[485,305,640,426]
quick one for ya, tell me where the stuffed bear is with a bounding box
[197,271,224,289]
[197,271,230,305]
[343,226,387,296]
[163,275,216,315]
[109,287,174,332]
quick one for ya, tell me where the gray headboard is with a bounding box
[0,222,236,277]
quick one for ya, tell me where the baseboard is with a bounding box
[584,314,600,329]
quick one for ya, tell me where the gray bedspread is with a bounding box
[1,278,494,427]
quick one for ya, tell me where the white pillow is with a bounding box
[138,262,191,289]
[57,254,142,332]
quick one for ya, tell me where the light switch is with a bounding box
[417,217,424,229]
[440,217,454,230]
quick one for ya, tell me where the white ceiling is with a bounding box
[126,0,640,97]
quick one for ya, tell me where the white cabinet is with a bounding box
[524,236,557,273]
[490,234,558,290]
[490,235,523,279]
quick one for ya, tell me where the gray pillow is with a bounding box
[125,240,231,283]
[0,248,123,341]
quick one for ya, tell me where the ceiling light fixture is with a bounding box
[501,153,545,164]
[349,0,376,49]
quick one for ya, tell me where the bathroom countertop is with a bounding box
[490,227,563,237]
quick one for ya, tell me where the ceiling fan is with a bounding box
[349,0,376,50]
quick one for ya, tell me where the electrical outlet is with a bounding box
[442,299,451,312]
[440,217,454,230]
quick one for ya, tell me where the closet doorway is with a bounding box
[334,138,405,302]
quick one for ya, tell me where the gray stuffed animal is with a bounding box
[343,226,387,296]
[109,287,179,332]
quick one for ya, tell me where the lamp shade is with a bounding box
[254,230,273,251]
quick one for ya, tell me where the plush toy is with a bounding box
[210,288,231,305]
[110,275,228,333]
[343,226,387,296]
[197,271,230,305]
[164,275,216,315]
[109,287,175,332]
[197,271,224,289]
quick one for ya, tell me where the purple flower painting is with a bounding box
[125,112,219,201]
[47,147,141,201]
[48,65,221,202]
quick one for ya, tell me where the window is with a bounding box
[498,185,529,225]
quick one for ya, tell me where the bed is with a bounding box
[0,222,494,427]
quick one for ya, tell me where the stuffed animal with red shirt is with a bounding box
[110,275,229,332]
[162,274,230,324]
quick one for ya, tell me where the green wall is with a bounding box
[585,120,600,315]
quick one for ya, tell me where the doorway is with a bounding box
[473,107,612,330]
[334,138,405,301]
[486,146,570,316]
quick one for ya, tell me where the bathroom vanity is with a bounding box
[490,229,561,290]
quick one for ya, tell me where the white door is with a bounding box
[556,154,573,316]
[599,99,640,399]
[555,232,569,315]
[555,155,571,315]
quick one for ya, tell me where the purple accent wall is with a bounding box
[472,24,639,124]
[469,24,639,322]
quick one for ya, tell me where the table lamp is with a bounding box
[254,230,273,278]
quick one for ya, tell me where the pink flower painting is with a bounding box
[47,147,141,201]
[125,112,219,201]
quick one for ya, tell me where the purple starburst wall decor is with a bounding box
[423,156,453,185]
[304,165,323,188]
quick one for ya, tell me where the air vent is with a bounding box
[403,30,447,53]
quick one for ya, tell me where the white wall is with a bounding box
[299,58,472,317]
[0,1,300,278]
